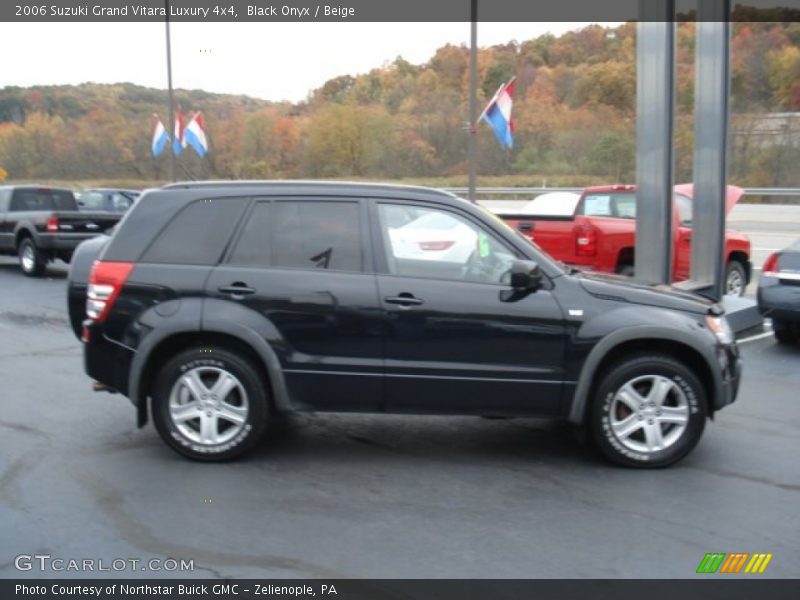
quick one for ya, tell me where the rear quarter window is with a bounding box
[140,197,247,265]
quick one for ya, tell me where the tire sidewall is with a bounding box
[152,348,268,461]
[19,238,44,277]
[591,356,707,468]
[725,261,746,297]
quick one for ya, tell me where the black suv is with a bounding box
[69,182,741,467]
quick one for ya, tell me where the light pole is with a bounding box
[165,0,176,181]
[467,0,478,202]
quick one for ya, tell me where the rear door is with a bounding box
[205,198,384,412]
[372,201,567,416]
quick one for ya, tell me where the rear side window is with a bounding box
[141,197,247,265]
[10,189,77,211]
[80,191,105,210]
[272,201,362,271]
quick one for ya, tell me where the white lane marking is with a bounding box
[738,331,775,344]
[753,247,783,251]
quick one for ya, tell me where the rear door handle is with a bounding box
[218,283,256,296]
[384,295,424,307]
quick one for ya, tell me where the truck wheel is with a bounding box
[590,354,707,468]
[724,261,747,296]
[18,238,46,277]
[772,319,797,345]
[616,265,635,277]
[152,346,269,461]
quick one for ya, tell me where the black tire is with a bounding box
[772,319,797,345]
[590,354,707,468]
[724,260,747,297]
[18,237,46,277]
[152,346,269,461]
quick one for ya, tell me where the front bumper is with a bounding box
[714,340,742,411]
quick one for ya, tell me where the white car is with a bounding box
[387,211,477,264]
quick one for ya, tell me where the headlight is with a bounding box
[706,315,734,345]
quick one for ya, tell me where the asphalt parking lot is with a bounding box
[0,226,798,579]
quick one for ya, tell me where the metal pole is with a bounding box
[165,0,176,182]
[467,0,478,203]
[635,0,675,284]
[691,0,731,300]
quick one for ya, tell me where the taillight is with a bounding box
[575,225,598,256]
[762,252,780,276]
[86,261,134,322]
[46,217,59,232]
[418,241,455,251]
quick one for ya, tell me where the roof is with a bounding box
[161,179,457,198]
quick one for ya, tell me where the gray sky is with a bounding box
[0,22,602,102]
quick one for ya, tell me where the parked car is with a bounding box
[68,181,741,467]
[78,188,140,213]
[757,239,800,344]
[514,191,581,216]
[0,185,121,276]
[497,184,752,296]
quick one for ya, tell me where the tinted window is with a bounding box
[271,201,362,271]
[141,197,247,265]
[228,202,271,266]
[378,204,517,285]
[10,189,77,211]
[80,192,105,210]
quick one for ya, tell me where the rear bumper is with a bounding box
[37,233,100,251]
[758,278,800,323]
[83,321,134,399]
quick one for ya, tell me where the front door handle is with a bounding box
[384,294,424,307]
[218,283,256,296]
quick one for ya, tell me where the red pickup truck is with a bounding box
[498,184,752,296]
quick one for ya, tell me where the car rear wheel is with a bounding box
[152,346,269,461]
[772,319,797,345]
[724,261,747,297]
[590,354,707,468]
[18,238,46,277]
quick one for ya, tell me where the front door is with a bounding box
[372,202,567,416]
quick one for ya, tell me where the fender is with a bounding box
[128,298,292,427]
[567,320,723,425]
[13,222,38,247]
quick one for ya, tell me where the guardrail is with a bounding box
[443,187,800,198]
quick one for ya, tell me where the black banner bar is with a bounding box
[2,0,800,22]
[4,580,800,600]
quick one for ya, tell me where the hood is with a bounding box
[673,183,744,215]
[577,271,716,315]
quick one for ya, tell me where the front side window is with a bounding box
[80,192,105,210]
[271,201,362,272]
[378,204,517,285]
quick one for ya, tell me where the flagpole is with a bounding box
[165,0,176,182]
[467,0,478,203]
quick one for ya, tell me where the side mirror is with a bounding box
[510,260,543,292]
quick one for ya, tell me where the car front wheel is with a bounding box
[152,346,269,461]
[591,354,707,468]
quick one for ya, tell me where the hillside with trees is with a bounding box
[1,21,798,187]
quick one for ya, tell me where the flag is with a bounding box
[172,112,185,155]
[480,77,515,148]
[151,115,169,157]
[184,112,209,157]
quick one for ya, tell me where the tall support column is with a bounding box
[467,0,478,203]
[691,0,731,300]
[635,0,676,284]
[165,0,176,182]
